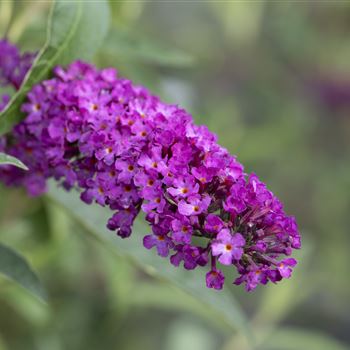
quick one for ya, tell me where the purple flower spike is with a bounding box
[0,39,301,292]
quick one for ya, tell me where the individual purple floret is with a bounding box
[0,55,301,291]
[206,269,225,290]
[211,229,245,265]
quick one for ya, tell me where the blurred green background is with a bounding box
[0,1,349,349]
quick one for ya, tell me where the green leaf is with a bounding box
[128,281,234,334]
[0,0,110,135]
[259,327,349,350]
[0,152,28,170]
[0,243,47,302]
[253,242,312,327]
[47,183,251,337]
[165,317,217,350]
[102,27,195,67]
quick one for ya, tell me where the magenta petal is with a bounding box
[178,201,194,216]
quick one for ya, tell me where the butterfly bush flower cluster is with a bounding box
[0,52,301,291]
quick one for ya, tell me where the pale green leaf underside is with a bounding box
[47,182,250,336]
[0,0,110,135]
[0,152,28,170]
[0,243,47,302]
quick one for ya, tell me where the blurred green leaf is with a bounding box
[0,0,12,36]
[129,281,233,334]
[103,27,195,67]
[0,334,7,350]
[47,183,251,337]
[0,0,110,135]
[253,242,312,327]
[259,327,349,350]
[165,317,217,350]
[0,152,28,170]
[0,243,46,302]
[1,286,50,326]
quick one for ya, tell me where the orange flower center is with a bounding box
[225,244,232,251]
[33,103,41,112]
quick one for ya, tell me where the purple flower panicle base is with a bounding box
[0,39,35,90]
